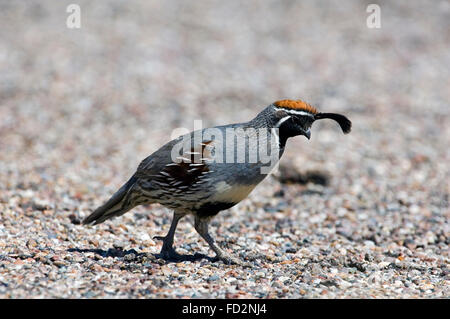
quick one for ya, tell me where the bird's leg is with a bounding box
[154,211,184,260]
[194,216,251,267]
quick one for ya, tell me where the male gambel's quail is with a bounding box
[83,99,351,265]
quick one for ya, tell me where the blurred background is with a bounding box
[0,0,448,193]
[0,1,448,298]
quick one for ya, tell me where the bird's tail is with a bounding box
[83,175,139,225]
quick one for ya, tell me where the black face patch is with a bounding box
[291,115,314,130]
[277,114,313,146]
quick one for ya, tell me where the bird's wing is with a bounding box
[134,135,216,191]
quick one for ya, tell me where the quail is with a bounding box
[83,99,351,265]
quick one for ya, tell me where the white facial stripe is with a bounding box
[274,107,315,118]
[274,115,291,128]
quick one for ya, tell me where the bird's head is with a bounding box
[271,99,352,142]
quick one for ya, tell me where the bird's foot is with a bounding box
[153,235,183,261]
[155,246,184,261]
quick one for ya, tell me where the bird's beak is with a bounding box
[303,129,311,140]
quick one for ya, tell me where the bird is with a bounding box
[83,99,352,265]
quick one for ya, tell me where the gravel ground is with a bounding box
[0,1,449,298]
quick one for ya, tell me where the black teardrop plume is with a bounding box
[314,113,352,134]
